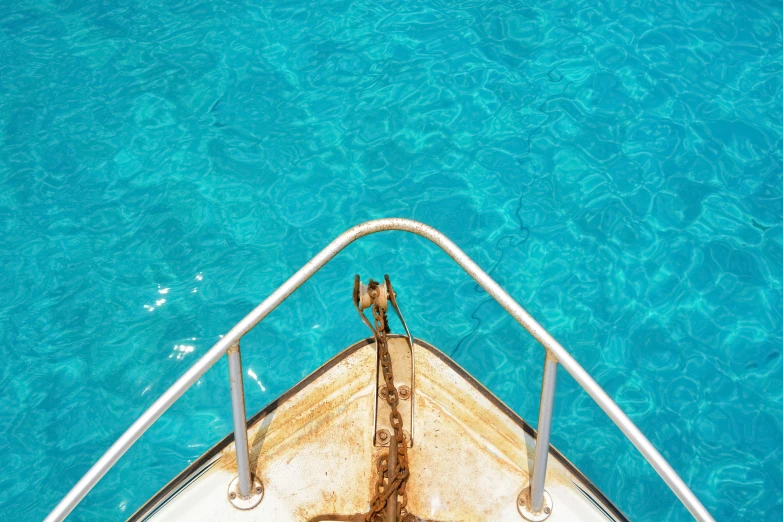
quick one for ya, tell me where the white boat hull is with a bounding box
[131,337,627,522]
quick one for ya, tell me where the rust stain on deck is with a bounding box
[148,340,622,522]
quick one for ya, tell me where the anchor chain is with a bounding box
[356,277,411,522]
[307,277,444,522]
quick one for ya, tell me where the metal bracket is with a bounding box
[374,336,414,448]
[353,275,415,449]
[385,275,413,351]
[228,475,264,510]
[517,481,553,521]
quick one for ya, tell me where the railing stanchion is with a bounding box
[528,350,558,517]
[228,340,252,498]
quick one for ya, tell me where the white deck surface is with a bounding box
[138,339,624,522]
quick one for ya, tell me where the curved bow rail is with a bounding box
[44,219,715,522]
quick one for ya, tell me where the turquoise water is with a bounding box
[1,0,782,520]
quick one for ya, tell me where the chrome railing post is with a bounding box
[527,351,558,517]
[227,341,252,497]
[226,340,264,509]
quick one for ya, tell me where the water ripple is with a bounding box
[1,0,782,521]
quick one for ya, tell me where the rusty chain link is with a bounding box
[361,279,411,522]
[308,277,444,522]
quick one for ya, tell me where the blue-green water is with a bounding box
[1,0,782,520]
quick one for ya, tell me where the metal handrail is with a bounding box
[43,218,715,522]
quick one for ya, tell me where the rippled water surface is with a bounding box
[2,0,782,520]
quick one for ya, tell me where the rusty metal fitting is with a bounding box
[356,278,388,311]
[398,385,411,400]
[378,386,388,399]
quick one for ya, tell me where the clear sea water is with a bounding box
[1,0,782,520]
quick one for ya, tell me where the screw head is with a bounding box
[544,507,551,515]
[376,429,390,444]
[378,386,388,399]
[229,491,236,500]
[398,385,411,400]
